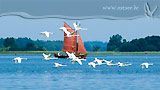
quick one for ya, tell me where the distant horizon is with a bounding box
[1,34,160,42]
[0,36,108,42]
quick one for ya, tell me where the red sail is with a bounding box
[63,22,77,53]
[78,31,86,53]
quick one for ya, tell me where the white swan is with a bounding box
[40,31,54,38]
[71,58,86,65]
[93,58,106,65]
[73,22,88,31]
[104,60,118,66]
[88,62,97,68]
[53,63,67,67]
[117,62,132,67]
[141,63,153,69]
[66,51,86,65]
[13,57,27,63]
[66,51,76,59]
[59,27,79,37]
[42,53,57,60]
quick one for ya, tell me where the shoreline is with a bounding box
[0,51,160,55]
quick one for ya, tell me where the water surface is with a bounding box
[0,55,160,90]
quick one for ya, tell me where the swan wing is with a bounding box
[17,59,22,63]
[73,23,77,29]
[71,53,77,59]
[146,64,149,68]
[45,54,51,58]
[45,33,50,38]
[92,64,96,68]
[55,63,60,66]
[63,28,70,35]
[77,60,82,65]
[42,53,48,58]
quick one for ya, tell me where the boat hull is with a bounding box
[54,53,68,58]
[54,53,87,59]
[75,53,87,59]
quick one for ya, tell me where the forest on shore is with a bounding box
[0,34,160,52]
[107,34,160,52]
[0,37,107,51]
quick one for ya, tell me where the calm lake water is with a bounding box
[0,55,160,90]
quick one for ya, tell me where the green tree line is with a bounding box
[0,37,107,51]
[0,37,46,51]
[107,34,160,52]
[2,35,160,52]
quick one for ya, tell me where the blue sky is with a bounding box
[0,16,160,42]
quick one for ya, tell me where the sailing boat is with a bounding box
[54,22,87,58]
